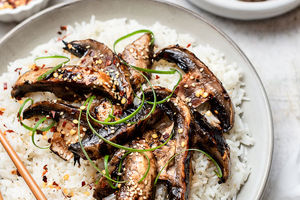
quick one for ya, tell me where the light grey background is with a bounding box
[0,0,299,199]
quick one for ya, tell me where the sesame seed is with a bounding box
[121,98,126,104]
[53,72,58,78]
[73,119,78,124]
[82,127,87,132]
[63,174,69,180]
[129,48,134,53]
[152,133,158,139]
[60,112,64,116]
[178,128,183,134]
[70,129,76,135]
[80,106,86,110]
[205,110,212,117]
[190,76,194,80]
[195,89,204,97]
[184,84,188,88]
[202,92,209,98]
[181,141,185,147]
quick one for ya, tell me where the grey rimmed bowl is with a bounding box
[0,0,273,199]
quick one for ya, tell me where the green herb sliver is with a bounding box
[154,148,223,185]
[77,100,125,184]
[35,55,70,81]
[18,98,55,132]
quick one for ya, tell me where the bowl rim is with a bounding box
[0,0,274,199]
[0,0,47,15]
[200,0,299,11]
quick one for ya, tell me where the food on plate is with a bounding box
[0,18,252,200]
[0,0,32,10]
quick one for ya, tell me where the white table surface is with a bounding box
[1,0,299,199]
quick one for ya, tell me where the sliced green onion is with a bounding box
[104,155,118,189]
[154,148,223,185]
[113,29,154,54]
[104,151,150,189]
[77,99,125,184]
[87,90,145,126]
[138,152,150,183]
[86,108,173,153]
[18,98,55,132]
[103,99,116,123]
[35,55,70,81]
[31,117,50,149]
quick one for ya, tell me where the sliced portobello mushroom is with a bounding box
[22,99,122,160]
[69,102,162,160]
[121,33,153,90]
[144,87,191,200]
[190,112,230,183]
[94,140,157,200]
[154,45,234,133]
[154,46,232,183]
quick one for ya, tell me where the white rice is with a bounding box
[0,17,253,200]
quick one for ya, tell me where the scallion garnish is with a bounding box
[87,89,145,126]
[104,155,118,189]
[18,98,55,133]
[31,117,51,149]
[77,99,125,184]
[154,148,223,185]
[35,55,70,81]
[86,109,173,153]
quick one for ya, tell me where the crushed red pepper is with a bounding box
[3,82,7,90]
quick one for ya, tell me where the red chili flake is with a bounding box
[50,111,56,118]
[52,181,59,187]
[3,82,7,90]
[48,138,52,143]
[186,43,191,48]
[106,60,112,66]
[6,129,14,133]
[41,64,46,69]
[43,176,48,183]
[14,68,22,72]
[35,118,39,122]
[57,31,62,35]
[44,50,48,54]
[43,164,48,171]
[0,111,3,116]
[60,26,67,31]
[62,121,67,128]
[50,126,56,132]
[11,170,21,176]
[81,181,86,187]
[119,91,124,96]
[113,58,117,65]
[57,34,69,42]
[46,116,51,119]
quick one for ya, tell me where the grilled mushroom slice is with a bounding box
[94,140,157,200]
[144,87,191,200]
[154,45,234,133]
[12,39,133,106]
[22,99,122,160]
[69,102,162,160]
[22,101,90,160]
[190,112,230,183]
[121,33,153,90]
[154,46,232,183]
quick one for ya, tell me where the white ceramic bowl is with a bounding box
[0,0,49,22]
[0,0,273,199]
[188,0,300,20]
